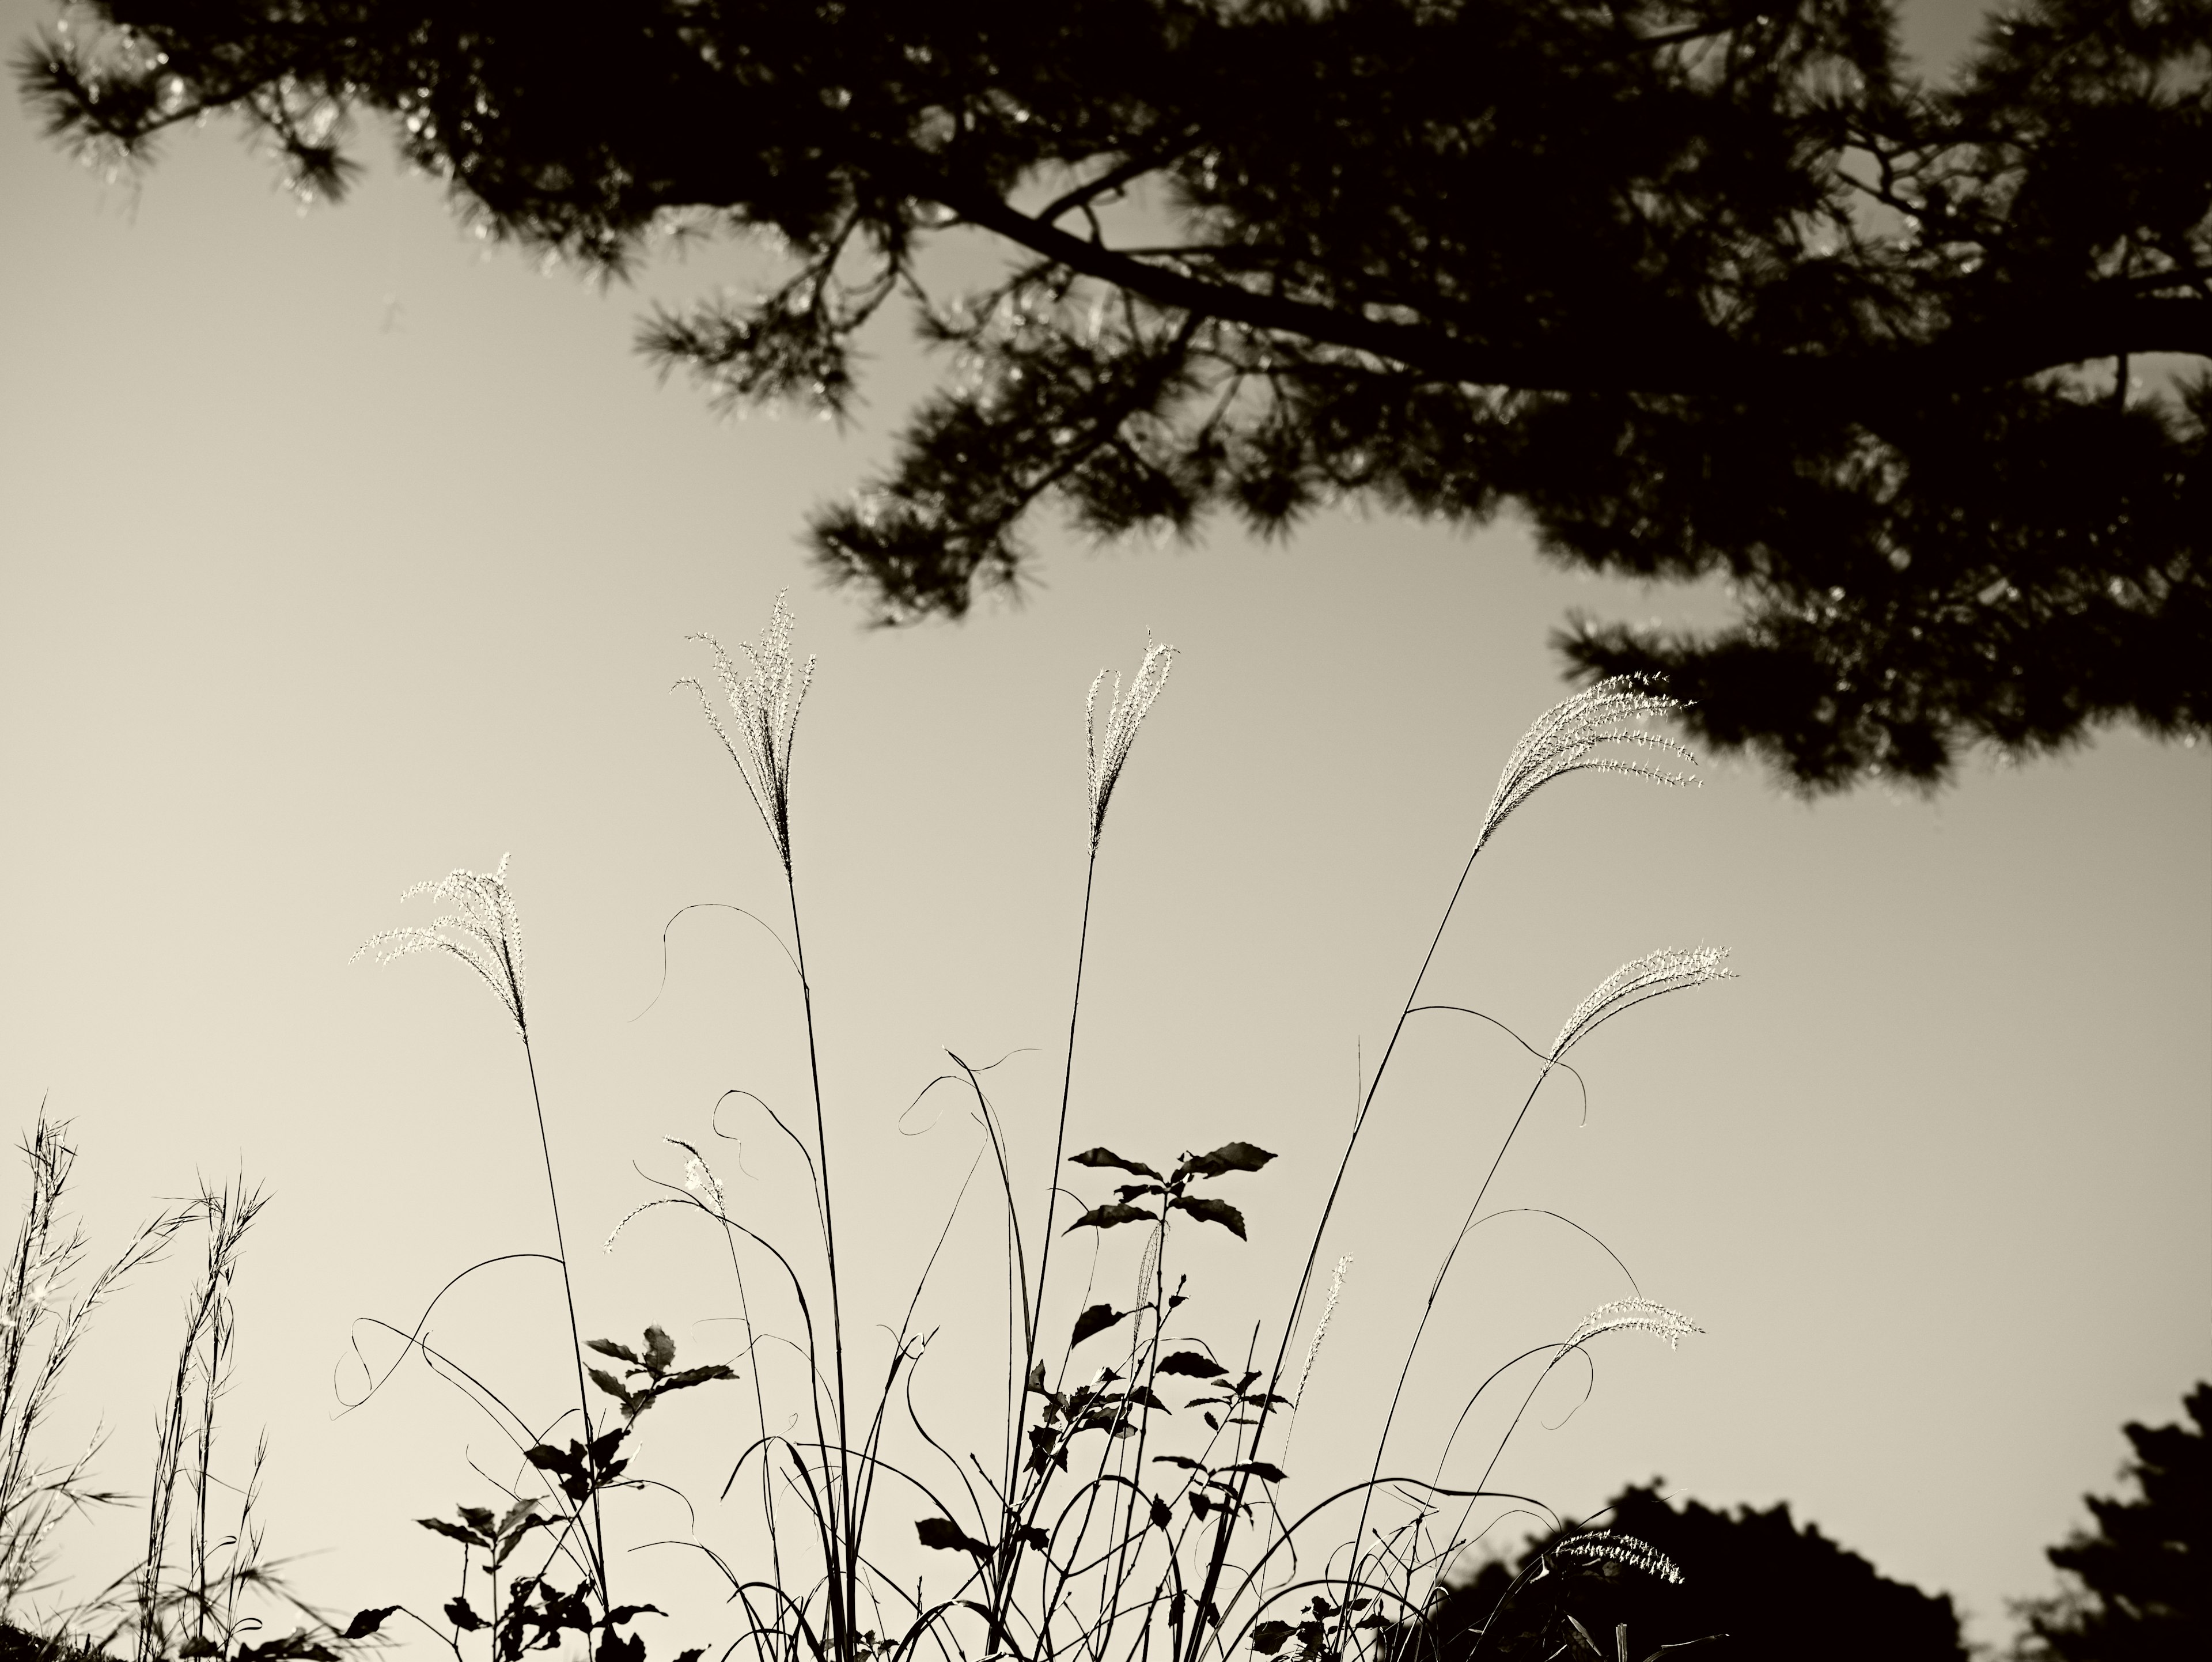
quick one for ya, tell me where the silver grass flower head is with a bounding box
[680,592,816,873]
[1086,637,1176,851]
[1556,1530,1684,1585]
[1552,946,1734,1060]
[1565,1297,1703,1351]
[1293,1253,1353,1408]
[1479,675,1696,854]
[608,1138,730,1250]
[355,854,528,1035]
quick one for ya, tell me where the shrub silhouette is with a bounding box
[1411,1483,1967,1662]
[2016,1382,2209,1662]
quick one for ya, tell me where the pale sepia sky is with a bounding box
[1,2,2205,1654]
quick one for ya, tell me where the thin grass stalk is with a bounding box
[139,1183,261,1662]
[781,870,860,1662]
[1178,831,1487,1662]
[516,1033,611,1602]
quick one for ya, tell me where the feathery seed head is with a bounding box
[1552,946,1733,1060]
[1293,1254,1352,1408]
[680,592,816,874]
[1555,1530,1685,1584]
[1564,1297,1703,1352]
[1086,637,1176,851]
[1479,675,1696,854]
[354,854,528,1035]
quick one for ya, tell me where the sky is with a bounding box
[1,2,2206,1656]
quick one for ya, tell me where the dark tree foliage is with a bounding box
[17,1,2209,788]
[2016,1382,2208,1662]
[1406,1482,1968,1662]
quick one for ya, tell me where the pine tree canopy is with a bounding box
[18,1,2210,789]
[1414,1481,1969,1661]
[2020,1383,2209,1661]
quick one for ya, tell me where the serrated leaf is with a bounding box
[1068,1148,1162,1180]
[1014,1525,1049,1551]
[1222,1461,1288,1483]
[660,1362,738,1393]
[342,1606,402,1641]
[1150,1454,1202,1470]
[457,1505,498,1536]
[642,1324,678,1375]
[1071,1303,1129,1346]
[1116,1182,1167,1202]
[1251,1622,1294,1656]
[585,1338,641,1366]
[1169,1195,1247,1238]
[444,1596,488,1633]
[601,1605,666,1626]
[1176,1142,1277,1182]
[1156,1350,1228,1379]
[589,1366,635,1403]
[418,1516,487,1548]
[1065,1202,1157,1233]
[1115,1384,1171,1411]
[1026,1361,1047,1394]
[915,1517,990,1557]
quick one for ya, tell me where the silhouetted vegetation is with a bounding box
[1407,1482,1968,1662]
[2014,1382,2208,1662]
[18,2,2209,789]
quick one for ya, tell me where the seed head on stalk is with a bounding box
[1086,638,1176,851]
[355,854,528,1035]
[681,592,816,873]
[1478,675,1697,854]
[1552,947,1734,1061]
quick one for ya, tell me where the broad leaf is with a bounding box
[1065,1202,1157,1233]
[418,1516,488,1549]
[1071,1303,1129,1346]
[1150,1494,1172,1530]
[444,1596,487,1633]
[1150,1454,1202,1470]
[585,1338,641,1365]
[342,1607,401,1641]
[664,1362,738,1387]
[1156,1350,1227,1379]
[643,1324,679,1375]
[1014,1525,1049,1551]
[1169,1195,1247,1238]
[601,1605,666,1626]
[588,1366,634,1403]
[1177,1142,1277,1181]
[1222,1460,1288,1483]
[1252,1622,1295,1656]
[915,1517,989,1557]
[1068,1148,1162,1180]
